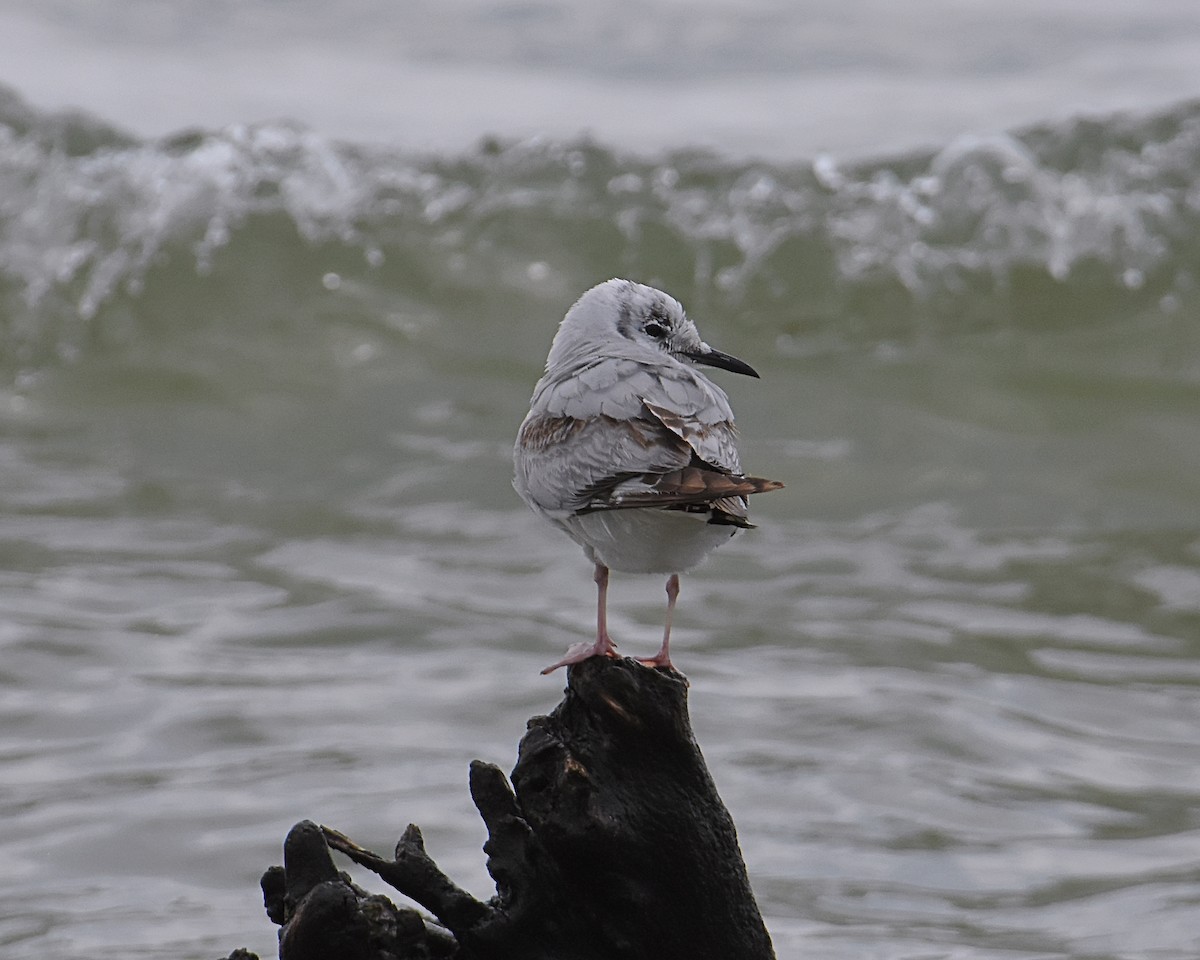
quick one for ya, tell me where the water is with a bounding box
[5,0,1200,158]
[2,5,1200,958]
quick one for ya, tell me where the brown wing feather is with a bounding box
[595,465,783,510]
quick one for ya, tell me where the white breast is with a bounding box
[559,508,737,574]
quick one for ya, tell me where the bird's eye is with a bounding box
[644,322,666,339]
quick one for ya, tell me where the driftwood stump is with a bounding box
[222,656,775,960]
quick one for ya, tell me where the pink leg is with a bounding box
[594,562,614,651]
[541,562,620,674]
[639,574,679,670]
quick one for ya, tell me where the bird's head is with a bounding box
[546,278,759,377]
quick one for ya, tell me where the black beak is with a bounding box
[682,346,760,378]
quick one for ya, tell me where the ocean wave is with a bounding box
[1,83,1198,372]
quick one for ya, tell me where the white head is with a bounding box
[544,278,759,378]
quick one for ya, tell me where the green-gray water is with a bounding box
[2,85,1199,958]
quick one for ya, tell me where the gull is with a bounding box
[514,279,783,673]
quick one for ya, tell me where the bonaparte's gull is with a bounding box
[514,279,783,673]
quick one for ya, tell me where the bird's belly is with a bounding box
[563,508,737,574]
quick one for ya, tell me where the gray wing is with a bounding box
[515,355,779,520]
[528,357,736,431]
[514,409,693,517]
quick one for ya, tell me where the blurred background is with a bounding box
[1,2,1199,958]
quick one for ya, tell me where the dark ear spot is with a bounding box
[616,300,636,339]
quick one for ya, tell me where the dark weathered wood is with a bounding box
[226,656,775,960]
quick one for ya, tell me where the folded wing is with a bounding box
[516,401,783,525]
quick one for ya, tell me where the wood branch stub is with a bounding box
[241,656,776,959]
[508,657,776,960]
